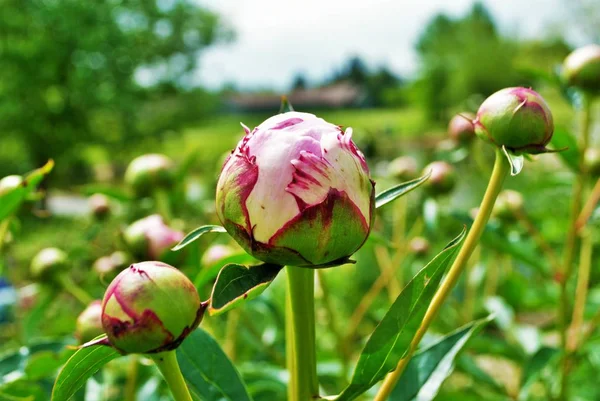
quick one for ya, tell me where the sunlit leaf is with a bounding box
[0,160,54,221]
[502,146,523,176]
[375,173,430,209]
[518,347,559,400]
[172,225,227,251]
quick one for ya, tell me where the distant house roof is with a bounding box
[226,82,366,111]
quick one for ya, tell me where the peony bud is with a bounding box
[387,156,418,181]
[0,175,24,196]
[123,215,184,260]
[409,237,430,256]
[101,261,204,354]
[201,244,236,267]
[584,148,600,177]
[88,194,111,220]
[448,113,476,144]
[76,300,104,343]
[422,161,456,196]
[474,87,554,154]
[30,247,68,280]
[93,251,130,282]
[124,154,175,197]
[216,112,375,267]
[562,44,600,94]
[493,189,524,221]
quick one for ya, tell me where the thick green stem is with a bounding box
[56,274,93,305]
[374,149,509,401]
[558,94,592,401]
[286,266,319,401]
[150,351,194,401]
[567,229,592,352]
[154,188,172,222]
[124,355,139,401]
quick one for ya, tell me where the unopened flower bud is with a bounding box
[93,251,130,282]
[474,87,554,154]
[101,261,204,354]
[124,154,175,197]
[422,161,456,196]
[123,215,184,260]
[88,194,111,220]
[584,148,600,177]
[216,112,375,267]
[448,113,476,144]
[201,244,236,267]
[562,44,600,94]
[493,189,524,221]
[0,175,24,196]
[409,236,430,256]
[76,300,104,343]
[30,248,68,280]
[387,156,418,181]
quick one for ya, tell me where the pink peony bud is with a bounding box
[216,112,375,267]
[124,154,175,197]
[101,261,204,354]
[88,193,111,220]
[76,300,104,344]
[387,156,418,181]
[123,215,184,260]
[422,161,456,196]
[448,113,476,144]
[201,244,236,267]
[474,87,554,154]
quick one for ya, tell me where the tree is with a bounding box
[0,0,230,180]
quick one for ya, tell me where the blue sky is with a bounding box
[194,0,568,90]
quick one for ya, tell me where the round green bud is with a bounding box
[88,194,111,220]
[76,300,104,344]
[387,156,418,181]
[101,261,204,354]
[0,175,24,196]
[123,215,184,260]
[584,148,600,177]
[30,248,68,280]
[423,161,456,196]
[474,87,554,154]
[493,189,524,222]
[124,154,175,197]
[562,44,600,94]
[409,236,430,256]
[448,113,476,145]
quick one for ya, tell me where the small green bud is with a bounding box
[0,175,24,196]
[123,215,184,260]
[387,156,418,181]
[76,301,104,344]
[562,44,600,94]
[474,87,554,154]
[422,161,456,196]
[124,154,175,197]
[88,194,111,220]
[448,113,476,144]
[30,248,68,280]
[584,148,600,177]
[101,261,204,354]
[493,189,524,221]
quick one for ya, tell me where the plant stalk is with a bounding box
[374,148,509,401]
[567,228,592,352]
[286,266,319,401]
[154,188,173,222]
[150,351,194,401]
[56,274,93,305]
[124,355,139,401]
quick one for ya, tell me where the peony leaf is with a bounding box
[209,263,283,316]
[519,347,559,399]
[177,328,252,401]
[389,316,493,401]
[51,336,119,401]
[0,160,54,221]
[172,225,227,251]
[335,228,466,401]
[502,146,524,176]
[375,173,430,209]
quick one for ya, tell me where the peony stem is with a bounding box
[56,274,93,306]
[567,228,592,352]
[150,351,193,401]
[124,355,139,401]
[154,188,173,222]
[286,266,319,401]
[558,94,592,401]
[374,148,509,401]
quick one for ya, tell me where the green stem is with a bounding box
[224,308,241,361]
[374,148,509,401]
[56,274,93,305]
[558,94,592,401]
[0,217,11,255]
[286,266,319,401]
[317,269,348,374]
[150,351,194,401]
[124,355,139,401]
[154,188,172,222]
[567,228,592,352]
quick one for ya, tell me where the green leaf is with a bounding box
[51,337,119,401]
[550,127,579,172]
[502,146,524,176]
[177,328,252,401]
[375,173,430,209]
[0,160,54,221]
[172,225,227,251]
[194,252,259,288]
[518,347,559,400]
[279,95,294,113]
[389,316,493,401]
[209,263,282,316]
[335,228,466,401]
[456,355,505,393]
[78,184,133,202]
